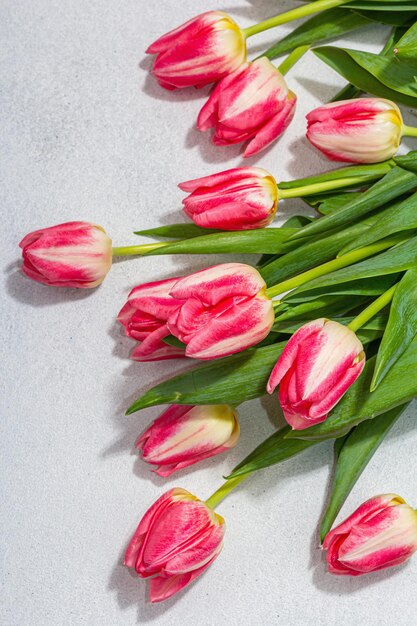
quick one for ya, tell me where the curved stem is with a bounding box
[347,285,397,333]
[278,45,310,75]
[265,238,403,299]
[242,0,348,38]
[279,175,372,199]
[205,474,250,509]
[112,243,168,256]
[402,124,417,139]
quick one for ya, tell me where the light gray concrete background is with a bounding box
[2,1,417,624]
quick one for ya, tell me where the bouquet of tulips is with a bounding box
[17,1,417,604]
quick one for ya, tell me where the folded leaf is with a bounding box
[313,46,417,107]
[126,342,285,414]
[262,8,371,60]
[320,403,408,542]
[284,274,398,303]
[372,268,417,389]
[338,193,417,254]
[141,227,298,256]
[226,426,318,479]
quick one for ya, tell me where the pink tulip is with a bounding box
[19,221,112,288]
[198,57,296,157]
[179,167,278,230]
[137,404,240,476]
[167,263,275,359]
[124,488,225,602]
[117,278,185,361]
[306,98,403,163]
[323,494,417,576]
[267,319,365,430]
[146,11,246,90]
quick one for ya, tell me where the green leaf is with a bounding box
[260,221,371,286]
[134,223,221,239]
[343,48,417,97]
[320,403,408,542]
[345,2,417,11]
[126,342,285,414]
[274,294,369,323]
[279,160,392,191]
[352,9,417,24]
[372,268,417,389]
[394,21,417,64]
[315,192,363,214]
[262,8,371,60]
[339,192,417,254]
[226,426,318,479]
[288,235,416,298]
[313,46,417,107]
[284,274,398,303]
[290,166,417,240]
[286,334,417,441]
[141,227,298,256]
[277,313,388,335]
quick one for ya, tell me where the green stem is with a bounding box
[242,0,348,38]
[112,243,168,256]
[402,125,417,139]
[279,175,371,199]
[205,474,250,509]
[347,285,397,333]
[265,238,402,299]
[278,45,310,75]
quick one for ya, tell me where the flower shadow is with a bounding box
[5,262,95,307]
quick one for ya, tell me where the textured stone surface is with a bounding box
[2,1,417,624]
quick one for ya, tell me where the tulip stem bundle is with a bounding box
[347,285,397,333]
[277,45,310,76]
[205,474,250,510]
[241,0,349,39]
[264,237,403,299]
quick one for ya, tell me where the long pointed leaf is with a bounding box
[226,426,318,479]
[320,403,408,541]
[126,342,285,414]
[372,268,417,389]
[290,166,417,240]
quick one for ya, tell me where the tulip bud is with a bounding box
[124,488,225,602]
[306,98,403,164]
[267,319,365,430]
[146,11,246,90]
[167,263,275,359]
[137,404,240,476]
[323,494,417,576]
[117,277,185,361]
[19,221,112,288]
[198,56,296,157]
[179,167,278,230]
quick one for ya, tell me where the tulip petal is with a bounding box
[184,294,274,359]
[169,263,266,306]
[178,166,267,192]
[244,92,296,157]
[266,319,325,394]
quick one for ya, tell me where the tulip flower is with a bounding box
[323,494,417,576]
[124,488,225,602]
[117,278,185,361]
[146,11,246,90]
[198,57,296,157]
[306,98,405,164]
[179,167,278,230]
[137,404,240,476]
[267,319,365,430]
[167,263,275,359]
[19,221,112,288]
